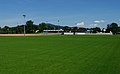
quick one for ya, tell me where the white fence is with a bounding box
[64,33,74,35]
[75,33,86,35]
[63,32,112,35]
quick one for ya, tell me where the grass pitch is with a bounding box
[0,35,120,74]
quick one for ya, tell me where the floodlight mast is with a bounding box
[23,15,26,36]
[58,20,60,33]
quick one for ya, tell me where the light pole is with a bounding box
[58,20,60,33]
[23,15,26,36]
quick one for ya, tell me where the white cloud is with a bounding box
[90,24,98,27]
[94,20,105,23]
[101,20,105,22]
[76,22,85,27]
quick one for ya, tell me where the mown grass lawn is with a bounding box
[0,35,120,74]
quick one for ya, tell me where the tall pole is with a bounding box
[58,20,59,27]
[23,15,26,36]
[58,20,60,33]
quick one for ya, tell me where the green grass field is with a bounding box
[0,35,120,74]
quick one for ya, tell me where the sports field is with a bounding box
[0,35,120,74]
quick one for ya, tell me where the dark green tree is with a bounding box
[107,23,118,35]
[78,27,87,32]
[92,27,101,33]
[73,27,78,31]
[2,26,10,34]
[63,26,71,32]
[39,22,48,32]
[26,20,34,26]
[118,27,120,34]
[26,20,34,33]
[15,25,24,34]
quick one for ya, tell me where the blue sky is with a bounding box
[0,0,120,28]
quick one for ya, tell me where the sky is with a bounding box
[0,0,120,28]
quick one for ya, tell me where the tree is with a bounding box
[2,26,10,34]
[118,27,120,34]
[15,25,24,34]
[39,22,48,32]
[73,27,78,31]
[107,23,118,35]
[78,27,87,32]
[26,20,34,33]
[63,26,71,32]
[26,20,34,26]
[91,27,101,33]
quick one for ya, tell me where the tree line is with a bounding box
[0,20,120,35]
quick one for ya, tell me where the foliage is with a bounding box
[39,22,48,32]
[77,27,87,32]
[0,20,119,34]
[26,20,35,33]
[26,20,34,26]
[107,23,119,35]
[91,27,101,33]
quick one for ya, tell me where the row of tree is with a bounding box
[0,20,63,34]
[106,23,120,35]
[60,23,120,35]
[0,20,120,34]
